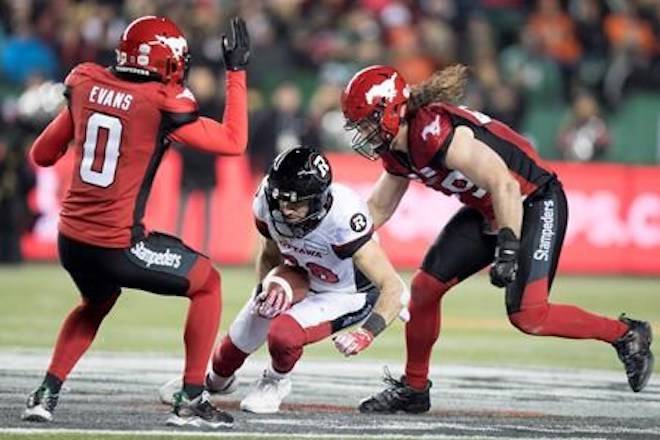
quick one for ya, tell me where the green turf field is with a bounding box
[1,264,658,372]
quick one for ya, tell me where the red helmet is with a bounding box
[115,16,190,85]
[341,65,409,159]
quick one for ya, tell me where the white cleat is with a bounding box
[159,377,182,405]
[21,404,53,422]
[21,385,59,423]
[240,371,291,414]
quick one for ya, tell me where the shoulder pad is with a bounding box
[252,182,269,222]
[64,63,105,88]
[328,185,374,259]
[159,84,199,114]
[408,105,454,166]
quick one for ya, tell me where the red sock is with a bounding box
[405,270,456,390]
[268,314,305,374]
[183,269,221,386]
[509,278,628,342]
[48,293,119,381]
[212,335,249,377]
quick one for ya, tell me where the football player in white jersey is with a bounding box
[162,146,408,413]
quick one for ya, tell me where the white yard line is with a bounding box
[0,427,629,440]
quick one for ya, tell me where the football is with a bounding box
[263,264,310,305]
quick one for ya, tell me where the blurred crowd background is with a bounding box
[0,0,659,262]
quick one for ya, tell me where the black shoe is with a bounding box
[21,384,59,422]
[613,314,654,392]
[166,390,234,429]
[359,368,431,414]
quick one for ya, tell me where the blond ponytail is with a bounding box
[407,64,469,113]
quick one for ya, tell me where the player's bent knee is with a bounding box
[508,305,549,336]
[267,315,305,355]
[187,261,220,298]
[410,270,453,308]
[81,292,119,316]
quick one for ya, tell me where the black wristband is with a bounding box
[362,313,387,337]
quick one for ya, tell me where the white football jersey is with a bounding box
[253,181,374,294]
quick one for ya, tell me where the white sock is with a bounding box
[266,365,289,381]
[207,370,233,391]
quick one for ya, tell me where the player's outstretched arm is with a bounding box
[334,239,408,356]
[168,18,249,155]
[30,108,74,167]
[367,172,409,229]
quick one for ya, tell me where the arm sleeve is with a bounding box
[168,70,248,155]
[30,107,74,167]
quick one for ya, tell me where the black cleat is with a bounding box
[21,384,59,422]
[613,314,654,392]
[359,368,431,414]
[166,390,234,429]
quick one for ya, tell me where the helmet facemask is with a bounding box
[341,65,409,160]
[265,146,333,239]
[344,107,392,161]
[266,184,331,239]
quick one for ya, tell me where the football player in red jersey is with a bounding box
[341,65,654,413]
[21,16,250,429]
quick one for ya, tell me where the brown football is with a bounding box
[263,264,310,305]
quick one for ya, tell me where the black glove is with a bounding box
[490,227,519,288]
[222,17,250,71]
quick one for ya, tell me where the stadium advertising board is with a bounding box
[23,152,660,275]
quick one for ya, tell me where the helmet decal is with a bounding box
[155,35,188,60]
[311,154,330,179]
[365,73,399,105]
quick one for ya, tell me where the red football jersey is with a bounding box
[381,103,555,221]
[31,62,247,247]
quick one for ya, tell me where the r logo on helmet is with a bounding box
[312,155,330,179]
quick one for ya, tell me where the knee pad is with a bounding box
[267,315,305,374]
[410,270,454,309]
[212,335,248,377]
[268,315,305,353]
